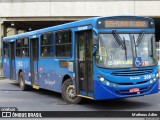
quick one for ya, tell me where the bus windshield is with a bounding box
[96,33,157,68]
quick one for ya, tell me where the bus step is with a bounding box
[77,94,93,99]
[32,85,40,90]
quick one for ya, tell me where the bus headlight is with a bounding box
[106,81,110,86]
[99,77,105,82]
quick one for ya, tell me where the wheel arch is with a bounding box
[62,74,71,85]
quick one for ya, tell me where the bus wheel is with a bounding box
[62,79,81,104]
[18,72,29,91]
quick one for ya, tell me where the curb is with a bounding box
[0,76,5,80]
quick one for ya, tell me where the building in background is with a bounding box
[0,0,160,76]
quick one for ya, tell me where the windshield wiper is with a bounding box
[136,30,145,47]
[123,37,127,61]
[129,34,138,57]
[112,30,127,60]
[112,30,126,50]
[150,35,154,57]
[133,35,137,57]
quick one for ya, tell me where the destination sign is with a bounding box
[105,20,149,28]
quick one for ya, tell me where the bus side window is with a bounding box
[41,33,54,57]
[16,39,22,57]
[55,30,72,58]
[22,38,29,57]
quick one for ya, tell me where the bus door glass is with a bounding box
[30,38,39,85]
[76,30,93,97]
[9,42,16,80]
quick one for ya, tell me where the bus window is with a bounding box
[41,33,54,57]
[16,39,22,57]
[22,38,29,57]
[16,38,29,58]
[3,42,9,58]
[55,30,72,58]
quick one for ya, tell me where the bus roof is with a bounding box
[3,16,153,41]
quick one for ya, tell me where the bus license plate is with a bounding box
[129,88,140,93]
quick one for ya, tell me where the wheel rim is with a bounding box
[66,85,76,99]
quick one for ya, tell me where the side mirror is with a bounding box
[93,45,98,55]
[92,29,98,46]
[93,35,98,47]
[92,29,98,55]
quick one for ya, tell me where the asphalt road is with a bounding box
[0,79,160,111]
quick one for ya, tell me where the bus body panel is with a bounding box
[38,58,55,90]
[3,58,10,79]
[15,58,31,84]
[51,59,75,93]
[23,58,31,85]
[38,57,75,93]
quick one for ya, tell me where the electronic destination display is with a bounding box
[97,18,153,29]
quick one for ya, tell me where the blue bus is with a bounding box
[2,16,159,104]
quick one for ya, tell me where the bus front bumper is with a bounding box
[93,80,159,100]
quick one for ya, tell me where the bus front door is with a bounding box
[9,42,16,80]
[76,30,93,97]
[30,38,39,85]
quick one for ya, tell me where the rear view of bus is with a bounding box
[94,16,158,100]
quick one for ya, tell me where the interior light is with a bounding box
[11,22,14,26]
[29,27,32,31]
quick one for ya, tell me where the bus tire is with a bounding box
[18,72,29,91]
[62,79,81,104]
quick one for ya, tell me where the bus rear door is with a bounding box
[76,30,93,98]
[30,37,39,86]
[9,41,16,80]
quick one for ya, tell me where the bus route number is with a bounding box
[144,74,154,80]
